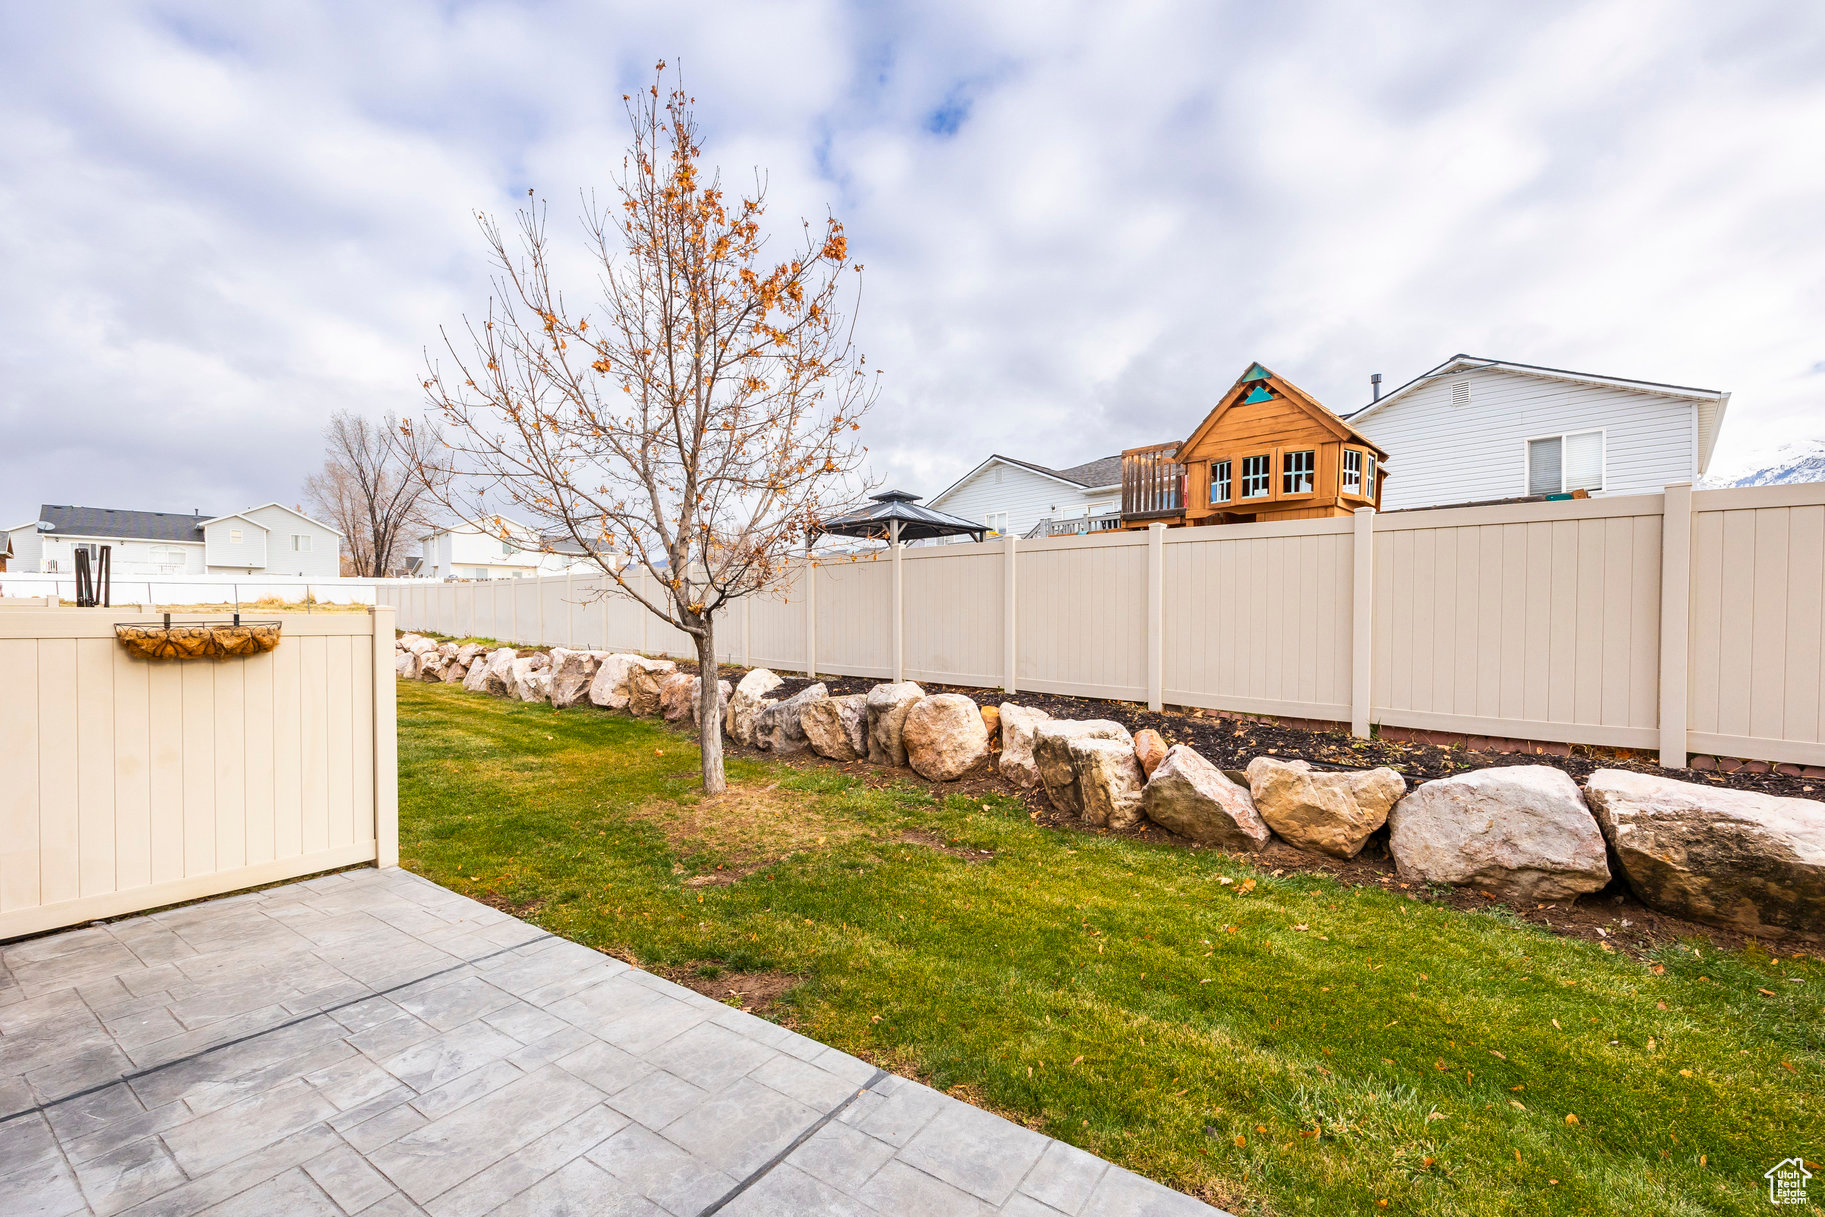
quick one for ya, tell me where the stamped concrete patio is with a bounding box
[1,866,1226,1217]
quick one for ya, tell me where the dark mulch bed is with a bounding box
[684,661,1823,803]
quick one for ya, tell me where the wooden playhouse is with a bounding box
[1120,362,1389,527]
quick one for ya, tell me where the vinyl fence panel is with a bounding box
[374,483,1825,770]
[1015,532,1149,701]
[1370,495,1665,749]
[1688,484,1825,766]
[0,608,397,940]
[1163,519,1354,720]
[902,542,1005,689]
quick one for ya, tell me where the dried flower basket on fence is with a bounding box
[114,617,282,661]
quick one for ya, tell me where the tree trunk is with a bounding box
[695,614,726,794]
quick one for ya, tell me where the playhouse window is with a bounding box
[1365,453,1377,496]
[1210,460,1232,504]
[1342,449,1362,494]
[1239,454,1272,499]
[1282,449,1315,495]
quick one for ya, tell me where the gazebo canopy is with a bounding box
[813,490,990,544]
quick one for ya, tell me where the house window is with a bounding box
[1528,431,1604,495]
[1210,460,1232,505]
[152,546,186,571]
[501,539,515,556]
[291,534,311,552]
[1342,449,1362,494]
[1239,454,1272,499]
[1282,450,1315,495]
[984,511,1009,536]
[229,529,243,544]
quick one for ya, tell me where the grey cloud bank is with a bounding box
[2,0,1821,524]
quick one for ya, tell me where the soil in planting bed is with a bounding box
[681,660,1824,804]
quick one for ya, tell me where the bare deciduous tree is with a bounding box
[304,410,432,577]
[409,63,875,792]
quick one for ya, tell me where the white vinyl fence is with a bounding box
[0,607,398,940]
[378,482,1825,771]
[0,571,387,606]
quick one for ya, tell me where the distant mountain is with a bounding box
[1708,439,1825,488]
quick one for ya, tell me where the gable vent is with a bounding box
[1451,379,1470,408]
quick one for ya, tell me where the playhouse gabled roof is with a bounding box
[1179,363,1389,460]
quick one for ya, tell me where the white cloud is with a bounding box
[1,0,1821,525]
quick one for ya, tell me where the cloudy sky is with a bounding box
[2,0,1822,527]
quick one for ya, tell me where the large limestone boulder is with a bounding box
[802,693,868,761]
[586,654,643,709]
[455,642,488,667]
[508,658,549,702]
[417,652,447,682]
[1246,757,1406,859]
[865,682,926,767]
[692,677,732,729]
[726,669,784,746]
[1388,767,1610,901]
[658,672,698,721]
[478,648,518,697]
[398,633,437,656]
[525,651,551,673]
[440,656,468,684]
[1584,769,1825,936]
[754,683,827,753]
[998,704,1054,788]
[547,649,606,709]
[903,694,991,782]
[624,657,678,717]
[1142,745,1271,850]
[1069,737,1146,829]
[395,650,421,679]
[463,648,506,693]
[1033,720,1133,816]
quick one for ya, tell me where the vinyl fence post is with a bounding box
[371,605,399,868]
[891,522,905,683]
[743,596,752,669]
[1658,482,1693,768]
[805,556,818,680]
[1146,522,1165,712]
[1351,507,1376,738]
[1003,533,1017,695]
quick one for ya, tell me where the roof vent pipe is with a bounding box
[1370,373,1383,402]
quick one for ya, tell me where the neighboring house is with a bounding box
[925,454,1124,541]
[2,503,343,577]
[1345,355,1730,512]
[1117,362,1388,527]
[418,518,599,579]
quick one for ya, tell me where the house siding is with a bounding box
[241,505,341,577]
[203,518,268,569]
[928,462,1111,539]
[30,536,205,576]
[1353,368,1698,512]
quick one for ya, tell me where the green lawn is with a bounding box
[396,680,1821,1216]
